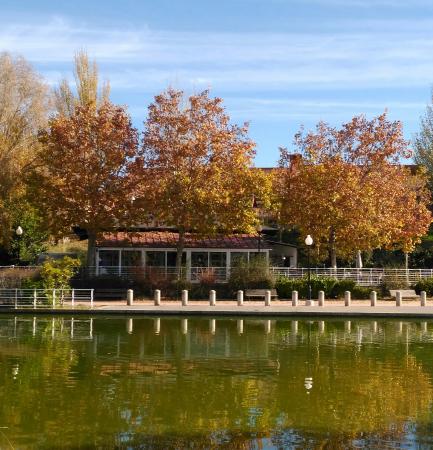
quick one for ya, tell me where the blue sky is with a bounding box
[1,0,433,166]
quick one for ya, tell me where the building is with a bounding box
[94,230,297,282]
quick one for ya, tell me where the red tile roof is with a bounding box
[96,231,270,250]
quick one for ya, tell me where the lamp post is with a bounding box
[256,224,263,254]
[305,235,313,305]
[15,226,23,265]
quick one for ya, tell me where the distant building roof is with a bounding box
[96,231,271,250]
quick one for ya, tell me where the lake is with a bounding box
[0,315,432,449]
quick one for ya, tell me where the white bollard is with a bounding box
[237,290,244,306]
[396,291,402,307]
[318,291,325,307]
[265,290,271,306]
[33,289,37,309]
[52,289,56,309]
[370,291,377,307]
[127,289,134,306]
[292,290,298,306]
[154,289,161,306]
[209,290,216,306]
[71,289,75,308]
[181,290,188,306]
[344,291,351,307]
[90,289,94,309]
[421,291,427,307]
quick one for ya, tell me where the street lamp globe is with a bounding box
[305,235,313,246]
[15,226,23,236]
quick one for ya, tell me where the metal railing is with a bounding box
[0,289,94,309]
[270,268,433,286]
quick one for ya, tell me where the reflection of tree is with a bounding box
[0,318,432,448]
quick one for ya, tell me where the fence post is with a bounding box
[318,290,325,307]
[292,290,298,306]
[71,289,75,308]
[370,291,377,307]
[52,289,56,309]
[90,289,94,309]
[33,289,37,309]
[264,290,271,306]
[209,290,216,306]
[127,289,134,306]
[154,289,161,306]
[181,290,188,306]
[396,291,402,307]
[344,291,351,307]
[421,291,427,307]
[237,290,244,306]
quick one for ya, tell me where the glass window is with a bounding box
[146,251,166,267]
[249,252,267,262]
[122,250,142,267]
[167,252,186,267]
[191,251,209,267]
[210,252,227,267]
[231,252,248,266]
[98,250,119,267]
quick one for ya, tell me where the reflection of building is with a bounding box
[94,231,296,281]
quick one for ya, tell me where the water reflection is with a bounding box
[1,316,433,448]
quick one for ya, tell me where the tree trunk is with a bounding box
[329,227,337,269]
[176,229,185,279]
[87,231,97,273]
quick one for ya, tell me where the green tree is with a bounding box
[9,202,48,264]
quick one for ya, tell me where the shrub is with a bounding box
[275,276,371,299]
[40,256,81,290]
[351,286,371,299]
[330,279,356,298]
[413,278,433,296]
[0,267,41,288]
[228,258,274,293]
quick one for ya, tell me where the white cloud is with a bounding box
[1,15,432,129]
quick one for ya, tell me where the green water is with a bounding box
[1,316,433,449]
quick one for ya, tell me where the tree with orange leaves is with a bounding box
[33,101,139,267]
[132,88,270,272]
[277,113,431,267]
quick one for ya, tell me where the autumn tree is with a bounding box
[0,52,50,248]
[277,113,431,267]
[414,90,433,191]
[54,50,110,116]
[133,88,270,272]
[33,102,139,267]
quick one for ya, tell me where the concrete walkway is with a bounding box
[4,300,433,317]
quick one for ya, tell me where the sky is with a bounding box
[1,0,433,166]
